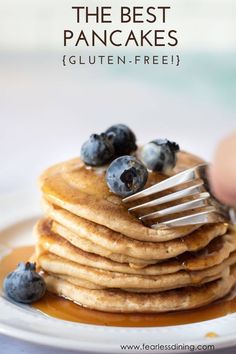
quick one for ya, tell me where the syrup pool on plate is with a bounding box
[1,246,236,327]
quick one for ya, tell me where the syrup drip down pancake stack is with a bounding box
[35,149,236,313]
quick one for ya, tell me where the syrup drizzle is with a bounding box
[1,246,236,327]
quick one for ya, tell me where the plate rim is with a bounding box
[1,319,236,353]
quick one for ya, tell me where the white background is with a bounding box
[0,58,235,195]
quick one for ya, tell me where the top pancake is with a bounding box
[40,151,205,242]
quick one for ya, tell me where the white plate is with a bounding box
[0,191,236,353]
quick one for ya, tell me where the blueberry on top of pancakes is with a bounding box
[140,139,180,173]
[81,133,115,166]
[106,156,148,197]
[105,124,137,156]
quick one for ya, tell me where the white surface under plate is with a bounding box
[0,191,236,353]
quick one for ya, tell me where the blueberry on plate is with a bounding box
[81,133,115,166]
[106,156,148,197]
[105,124,137,156]
[3,262,46,304]
[141,139,180,173]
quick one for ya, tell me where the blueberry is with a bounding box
[3,262,46,304]
[106,156,148,197]
[81,133,115,166]
[141,139,180,173]
[105,124,137,156]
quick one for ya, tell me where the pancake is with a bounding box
[43,265,236,313]
[53,274,105,290]
[36,219,236,275]
[42,201,228,261]
[36,149,236,313]
[40,151,205,242]
[35,219,157,268]
[37,251,236,292]
[47,272,227,294]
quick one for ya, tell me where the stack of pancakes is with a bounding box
[35,151,236,313]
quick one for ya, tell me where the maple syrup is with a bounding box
[1,246,236,327]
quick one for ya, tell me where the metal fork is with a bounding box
[122,164,236,228]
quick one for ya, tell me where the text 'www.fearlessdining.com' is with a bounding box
[119,343,215,352]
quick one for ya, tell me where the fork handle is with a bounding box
[229,208,236,224]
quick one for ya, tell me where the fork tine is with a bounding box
[140,192,211,222]
[150,209,224,228]
[123,164,207,203]
[128,182,204,212]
